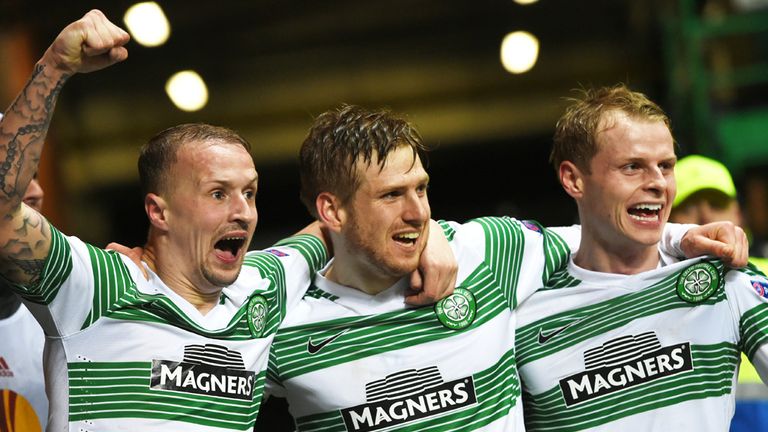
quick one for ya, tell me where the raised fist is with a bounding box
[42,9,130,75]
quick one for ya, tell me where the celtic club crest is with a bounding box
[435,287,477,330]
[247,294,268,337]
[676,261,721,303]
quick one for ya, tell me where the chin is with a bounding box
[204,269,242,288]
[631,231,664,247]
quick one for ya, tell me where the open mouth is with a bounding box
[393,232,420,246]
[214,236,247,261]
[627,203,662,222]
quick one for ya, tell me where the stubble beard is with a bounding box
[345,218,420,279]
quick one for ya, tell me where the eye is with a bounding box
[244,190,255,200]
[659,160,676,172]
[382,190,402,199]
[212,190,225,200]
[622,162,640,172]
[416,183,429,195]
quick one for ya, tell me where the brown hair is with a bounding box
[138,123,252,195]
[550,84,670,174]
[299,104,428,217]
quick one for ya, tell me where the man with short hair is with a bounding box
[0,145,48,430]
[515,84,766,431]
[671,154,767,272]
[670,153,768,431]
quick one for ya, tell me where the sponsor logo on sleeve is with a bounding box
[0,357,14,377]
[264,248,289,257]
[150,344,255,401]
[558,332,693,407]
[752,279,768,298]
[522,220,542,234]
[340,366,477,431]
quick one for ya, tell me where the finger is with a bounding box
[80,11,110,56]
[693,236,732,260]
[404,291,429,306]
[108,46,129,64]
[731,227,749,268]
[716,224,737,246]
[106,242,131,253]
[82,10,130,57]
[409,270,423,293]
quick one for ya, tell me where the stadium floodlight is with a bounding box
[165,70,209,112]
[124,2,170,47]
[500,31,539,74]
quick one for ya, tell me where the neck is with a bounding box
[0,288,22,319]
[575,233,660,275]
[325,251,400,296]
[143,236,222,315]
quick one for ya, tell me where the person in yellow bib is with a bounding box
[670,154,768,430]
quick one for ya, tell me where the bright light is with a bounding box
[513,0,540,5]
[500,31,539,74]
[165,70,209,112]
[123,2,170,47]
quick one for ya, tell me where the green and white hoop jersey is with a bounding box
[9,226,326,432]
[516,256,768,431]
[267,217,573,432]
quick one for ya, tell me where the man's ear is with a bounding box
[316,192,345,233]
[145,193,169,231]
[559,161,586,199]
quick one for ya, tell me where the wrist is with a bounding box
[36,51,75,82]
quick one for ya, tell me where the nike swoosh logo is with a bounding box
[307,329,349,354]
[537,318,584,344]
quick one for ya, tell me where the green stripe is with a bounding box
[437,219,457,242]
[15,225,73,304]
[68,361,262,430]
[537,223,573,287]
[273,234,328,274]
[740,302,768,359]
[271,265,508,381]
[296,349,521,432]
[523,344,738,431]
[82,246,136,329]
[102,239,323,340]
[517,262,728,367]
[471,217,524,309]
[304,285,339,301]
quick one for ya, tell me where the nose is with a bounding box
[644,167,669,196]
[403,191,430,226]
[230,193,257,227]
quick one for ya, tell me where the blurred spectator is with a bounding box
[0,108,47,432]
[670,154,768,432]
[671,154,768,271]
[0,186,47,431]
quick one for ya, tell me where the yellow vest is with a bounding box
[738,257,768,384]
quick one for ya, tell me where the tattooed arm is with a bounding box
[0,10,129,285]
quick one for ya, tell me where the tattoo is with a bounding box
[9,256,45,281]
[0,212,50,284]
[0,63,69,204]
[13,212,47,239]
